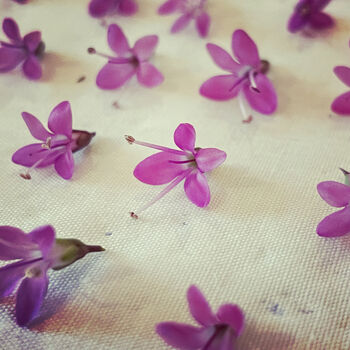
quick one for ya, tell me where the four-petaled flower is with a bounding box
[0,225,104,326]
[158,0,210,38]
[88,0,138,18]
[0,18,45,80]
[331,63,350,116]
[200,29,277,123]
[156,285,244,350]
[88,24,164,90]
[288,0,334,33]
[12,101,95,180]
[125,123,226,218]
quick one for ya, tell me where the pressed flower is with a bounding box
[156,285,244,350]
[88,0,138,18]
[288,0,334,33]
[0,18,45,80]
[0,225,104,326]
[158,0,211,38]
[317,169,350,237]
[126,123,226,218]
[331,64,350,116]
[200,29,277,123]
[12,101,95,180]
[88,24,164,90]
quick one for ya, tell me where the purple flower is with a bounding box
[200,29,277,123]
[88,24,164,90]
[288,0,334,33]
[12,0,28,4]
[88,0,138,18]
[125,123,226,218]
[0,225,104,326]
[331,64,350,116]
[12,101,95,180]
[158,0,211,38]
[156,285,244,350]
[0,18,45,80]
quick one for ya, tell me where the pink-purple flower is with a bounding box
[0,18,45,80]
[12,101,95,180]
[88,24,164,90]
[126,123,226,218]
[12,0,28,4]
[288,0,334,33]
[88,0,138,18]
[200,29,277,123]
[0,225,104,326]
[158,0,211,38]
[331,63,350,116]
[156,285,244,350]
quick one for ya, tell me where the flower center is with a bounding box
[34,41,45,59]
[183,0,204,14]
[25,266,43,278]
[300,4,311,16]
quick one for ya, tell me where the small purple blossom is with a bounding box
[158,0,211,38]
[156,285,244,350]
[288,0,334,33]
[0,18,45,80]
[126,123,226,218]
[12,0,28,4]
[0,225,104,326]
[88,0,138,18]
[331,64,350,116]
[200,29,277,123]
[12,101,95,180]
[88,24,164,90]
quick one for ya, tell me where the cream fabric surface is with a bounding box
[1,0,350,349]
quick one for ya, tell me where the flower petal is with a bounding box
[171,14,192,33]
[0,261,27,298]
[48,101,72,137]
[107,24,130,56]
[317,206,350,237]
[54,150,74,180]
[16,273,49,326]
[331,91,350,116]
[242,73,277,115]
[88,0,114,18]
[309,12,334,30]
[317,181,350,208]
[0,47,26,72]
[184,170,210,207]
[206,43,240,74]
[22,112,51,141]
[22,56,42,80]
[156,322,214,349]
[133,35,158,61]
[219,329,236,350]
[118,0,138,16]
[334,66,350,88]
[187,285,217,327]
[232,29,260,68]
[174,123,196,152]
[137,62,164,87]
[28,225,55,258]
[12,143,50,167]
[23,31,41,53]
[96,62,135,90]
[195,148,227,173]
[287,12,308,33]
[195,11,210,38]
[158,0,180,14]
[200,75,240,101]
[2,18,21,43]
[134,152,188,185]
[217,304,245,336]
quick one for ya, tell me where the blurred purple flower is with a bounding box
[156,285,244,350]
[158,0,210,38]
[126,123,226,218]
[0,225,104,326]
[0,18,45,80]
[88,0,138,18]
[12,101,95,180]
[88,24,164,90]
[200,29,277,123]
[288,0,334,33]
[331,65,350,116]
[12,0,28,4]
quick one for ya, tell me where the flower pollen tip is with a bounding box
[242,115,253,124]
[130,212,138,219]
[125,135,135,144]
[20,173,31,180]
[87,47,96,54]
[340,168,350,175]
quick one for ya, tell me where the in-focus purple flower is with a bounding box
[0,18,45,80]
[125,123,226,218]
[12,101,95,180]
[0,225,104,326]
[317,169,350,237]
[156,285,244,350]
[88,24,164,90]
[158,0,211,38]
[200,29,277,123]
[288,0,334,33]
[88,0,138,18]
[331,64,350,116]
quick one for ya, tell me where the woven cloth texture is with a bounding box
[1,0,350,349]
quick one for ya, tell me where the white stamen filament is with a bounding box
[238,93,253,123]
[248,70,259,92]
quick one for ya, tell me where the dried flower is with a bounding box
[331,64,350,116]
[88,0,138,18]
[12,101,95,180]
[200,29,277,122]
[0,225,104,326]
[156,285,244,349]
[0,18,45,80]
